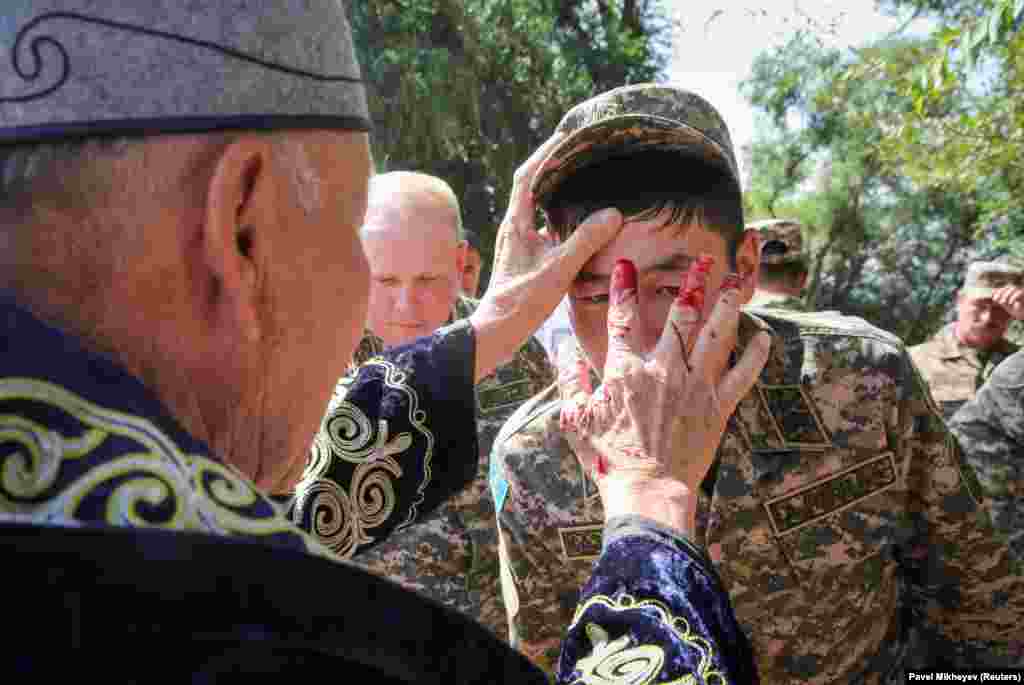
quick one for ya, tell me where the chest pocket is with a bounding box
[762,451,900,582]
[736,383,899,582]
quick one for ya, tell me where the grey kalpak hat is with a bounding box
[531,84,740,209]
[0,1,369,144]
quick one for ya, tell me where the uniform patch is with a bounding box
[558,523,603,561]
[764,452,897,535]
[489,447,509,514]
[478,379,537,416]
[759,384,831,447]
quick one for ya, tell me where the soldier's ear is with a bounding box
[735,229,760,304]
[456,239,468,275]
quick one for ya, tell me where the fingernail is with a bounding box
[678,287,702,309]
[685,255,713,292]
[611,259,638,305]
[722,273,741,291]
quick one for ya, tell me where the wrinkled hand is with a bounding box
[470,134,623,382]
[488,133,621,290]
[487,135,559,289]
[558,257,771,534]
[993,285,1024,320]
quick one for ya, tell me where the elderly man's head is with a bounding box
[361,172,467,347]
[0,128,372,493]
[0,1,375,494]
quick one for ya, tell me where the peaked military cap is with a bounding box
[531,83,739,208]
[963,259,1024,299]
[0,0,369,144]
[748,218,807,266]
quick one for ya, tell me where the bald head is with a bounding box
[364,171,461,237]
[361,171,468,347]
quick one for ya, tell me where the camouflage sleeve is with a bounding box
[948,350,1024,563]
[492,400,602,677]
[900,351,1024,667]
[290,320,480,559]
[557,516,759,685]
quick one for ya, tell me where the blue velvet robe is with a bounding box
[0,295,755,683]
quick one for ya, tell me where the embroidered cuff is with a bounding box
[604,514,717,582]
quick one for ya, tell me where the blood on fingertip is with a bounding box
[696,254,715,272]
[722,273,741,291]
[611,259,638,289]
[678,287,702,308]
[611,259,638,306]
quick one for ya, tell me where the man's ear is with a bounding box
[797,270,810,291]
[456,239,468,276]
[201,137,273,343]
[735,229,761,304]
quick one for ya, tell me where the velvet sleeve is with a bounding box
[290,319,480,559]
[557,516,759,684]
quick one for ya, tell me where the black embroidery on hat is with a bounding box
[0,11,363,104]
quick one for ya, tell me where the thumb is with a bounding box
[557,208,624,272]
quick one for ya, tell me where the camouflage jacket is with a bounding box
[490,308,1024,682]
[909,323,1019,419]
[949,350,1024,566]
[747,290,807,312]
[341,296,555,639]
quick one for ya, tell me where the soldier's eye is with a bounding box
[656,286,681,298]
[573,293,609,305]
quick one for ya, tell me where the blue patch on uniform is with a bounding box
[490,449,509,513]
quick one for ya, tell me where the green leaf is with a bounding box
[989,5,1005,46]
[1015,0,1024,22]
[931,55,946,90]
[971,20,990,49]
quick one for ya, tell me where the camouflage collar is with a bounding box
[737,310,784,383]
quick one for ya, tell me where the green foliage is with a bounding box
[743,2,1024,344]
[349,0,671,289]
[864,0,1024,254]
[742,34,998,343]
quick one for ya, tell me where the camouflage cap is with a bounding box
[0,1,369,144]
[531,84,739,208]
[748,219,806,266]
[962,260,1024,299]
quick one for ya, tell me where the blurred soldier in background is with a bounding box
[323,171,554,638]
[462,228,484,298]
[910,260,1024,418]
[747,218,809,312]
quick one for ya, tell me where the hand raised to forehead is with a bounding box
[992,285,1024,321]
[559,256,771,529]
